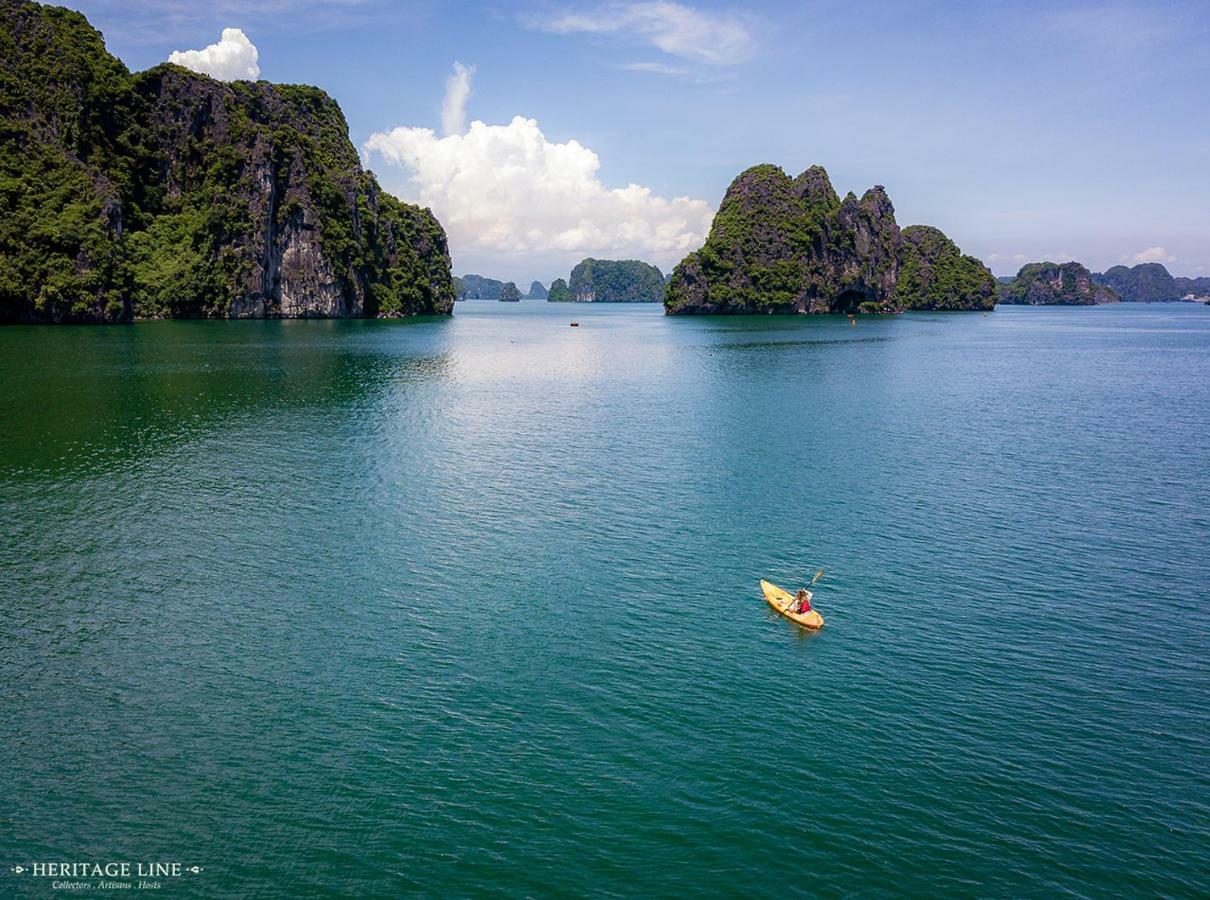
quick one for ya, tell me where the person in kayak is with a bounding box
[794,589,812,614]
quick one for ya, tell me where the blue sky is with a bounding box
[71,0,1210,283]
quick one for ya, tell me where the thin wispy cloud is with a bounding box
[615,59,731,83]
[619,60,692,76]
[986,251,1079,273]
[441,62,475,136]
[1128,246,1177,264]
[1045,2,1178,51]
[526,2,758,68]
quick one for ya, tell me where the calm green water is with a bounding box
[2,302,1208,896]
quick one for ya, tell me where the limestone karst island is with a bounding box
[1,0,454,324]
[2,1,1208,898]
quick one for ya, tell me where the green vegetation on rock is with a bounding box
[997,262,1119,305]
[1093,263,1180,302]
[546,278,572,303]
[0,0,454,323]
[499,282,521,302]
[455,274,506,300]
[897,225,996,310]
[564,258,665,302]
[664,164,978,316]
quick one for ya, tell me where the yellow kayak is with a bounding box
[761,579,824,629]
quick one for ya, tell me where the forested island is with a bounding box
[994,261,1210,306]
[998,262,1120,305]
[0,0,454,324]
[663,164,995,315]
[1092,263,1210,302]
[546,259,665,302]
[455,274,506,300]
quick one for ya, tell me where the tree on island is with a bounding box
[547,278,572,302]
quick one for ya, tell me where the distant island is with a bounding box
[1092,263,1210,302]
[0,0,454,324]
[454,276,526,301]
[1177,277,1210,300]
[546,259,665,302]
[527,281,548,300]
[455,274,506,300]
[998,262,1120,305]
[663,164,995,315]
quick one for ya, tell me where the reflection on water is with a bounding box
[1,301,1209,896]
[0,319,454,477]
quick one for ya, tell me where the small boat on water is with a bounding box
[761,579,824,629]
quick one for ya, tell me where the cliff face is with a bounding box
[664,164,989,315]
[498,282,521,302]
[527,280,548,300]
[820,186,903,313]
[547,278,572,302]
[998,262,1120,305]
[565,258,665,302]
[0,0,454,323]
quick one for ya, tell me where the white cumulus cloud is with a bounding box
[363,114,713,275]
[441,62,475,136]
[529,2,757,67]
[1129,246,1176,264]
[168,28,260,82]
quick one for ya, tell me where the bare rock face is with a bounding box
[665,163,991,316]
[812,187,904,313]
